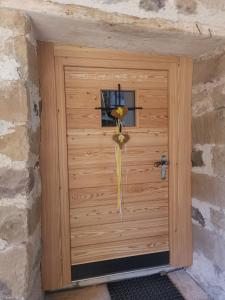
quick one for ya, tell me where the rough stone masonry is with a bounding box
[190,48,225,300]
[0,9,42,300]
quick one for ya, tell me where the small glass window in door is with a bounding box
[101,90,135,127]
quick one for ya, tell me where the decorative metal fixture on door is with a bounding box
[95,84,143,215]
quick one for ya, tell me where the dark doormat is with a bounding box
[108,273,185,300]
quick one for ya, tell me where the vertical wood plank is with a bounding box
[54,57,72,285]
[38,42,62,290]
[169,57,193,266]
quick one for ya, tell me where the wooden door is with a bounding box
[65,67,169,265]
[39,44,192,290]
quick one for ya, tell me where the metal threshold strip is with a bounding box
[72,265,178,287]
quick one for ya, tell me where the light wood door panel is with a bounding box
[69,182,168,209]
[138,109,168,128]
[68,145,168,169]
[70,199,168,227]
[65,67,168,89]
[66,108,100,129]
[71,235,169,265]
[69,164,165,189]
[67,129,168,148]
[66,88,99,108]
[66,66,169,265]
[138,89,168,109]
[70,218,168,247]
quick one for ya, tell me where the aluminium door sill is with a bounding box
[72,265,177,287]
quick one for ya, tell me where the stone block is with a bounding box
[0,245,28,298]
[193,223,225,271]
[192,89,214,117]
[0,206,27,244]
[0,81,29,122]
[28,197,41,235]
[211,84,225,110]
[0,167,33,198]
[14,35,38,84]
[192,173,225,208]
[210,208,225,231]
[27,227,41,287]
[29,127,40,155]
[192,108,225,144]
[0,126,29,161]
[139,0,166,11]
[0,8,27,34]
[176,0,197,15]
[212,145,225,177]
[193,55,220,85]
[27,267,43,300]
[200,0,225,9]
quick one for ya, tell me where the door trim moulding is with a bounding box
[38,42,192,291]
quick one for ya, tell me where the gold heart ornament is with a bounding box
[113,133,130,149]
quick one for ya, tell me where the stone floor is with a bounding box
[45,270,209,300]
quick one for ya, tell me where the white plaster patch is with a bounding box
[0,56,20,80]
[26,32,37,49]
[0,120,15,136]
[192,197,225,238]
[192,93,214,117]
[192,144,215,176]
[0,195,28,209]
[0,239,8,251]
[0,27,14,43]
[188,251,225,300]
[0,153,26,170]
[193,76,225,93]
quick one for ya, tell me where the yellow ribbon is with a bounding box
[115,120,122,214]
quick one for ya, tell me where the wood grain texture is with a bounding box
[71,218,168,247]
[169,58,192,267]
[54,57,72,285]
[66,108,100,129]
[69,182,168,209]
[65,67,168,89]
[70,199,168,227]
[65,62,170,265]
[69,164,164,189]
[173,58,192,266]
[54,44,179,64]
[168,63,179,268]
[66,88,99,108]
[138,109,168,128]
[71,235,169,265]
[67,129,168,148]
[38,42,62,290]
[138,89,167,109]
[68,146,168,169]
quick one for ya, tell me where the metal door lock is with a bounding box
[154,155,168,180]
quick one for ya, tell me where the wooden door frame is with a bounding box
[39,42,192,290]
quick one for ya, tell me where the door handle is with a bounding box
[154,155,168,180]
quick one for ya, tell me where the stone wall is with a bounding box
[0,8,42,300]
[188,49,225,300]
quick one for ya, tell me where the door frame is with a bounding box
[38,42,192,290]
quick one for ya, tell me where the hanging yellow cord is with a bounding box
[115,120,122,214]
